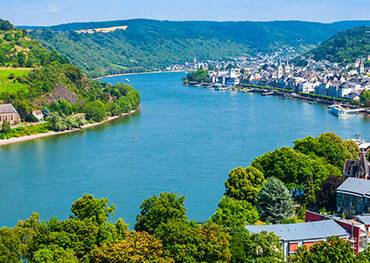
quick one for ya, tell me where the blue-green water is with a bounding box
[0,72,369,227]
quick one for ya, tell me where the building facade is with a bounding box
[336,178,370,216]
[343,150,370,179]
[246,220,350,260]
[0,104,21,126]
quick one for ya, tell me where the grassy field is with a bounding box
[0,67,32,96]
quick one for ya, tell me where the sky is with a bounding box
[0,0,369,26]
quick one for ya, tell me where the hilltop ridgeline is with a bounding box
[26,19,370,77]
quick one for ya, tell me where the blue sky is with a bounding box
[0,0,369,26]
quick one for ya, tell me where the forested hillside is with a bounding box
[305,26,370,63]
[28,19,370,77]
[0,19,66,67]
[0,19,140,138]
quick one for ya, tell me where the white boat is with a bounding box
[329,105,365,117]
[261,91,274,96]
[214,87,229,91]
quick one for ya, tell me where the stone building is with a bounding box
[0,103,21,126]
[343,150,370,179]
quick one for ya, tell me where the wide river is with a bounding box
[0,72,369,227]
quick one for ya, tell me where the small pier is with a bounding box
[329,105,366,116]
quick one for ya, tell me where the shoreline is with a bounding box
[94,70,185,80]
[187,83,370,116]
[0,109,139,147]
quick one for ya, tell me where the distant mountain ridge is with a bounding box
[25,19,370,77]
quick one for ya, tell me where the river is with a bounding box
[0,72,369,227]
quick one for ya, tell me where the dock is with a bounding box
[329,105,366,116]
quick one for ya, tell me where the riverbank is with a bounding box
[94,70,185,80]
[186,82,370,116]
[0,109,139,147]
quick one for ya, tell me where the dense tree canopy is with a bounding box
[185,69,210,83]
[252,146,339,206]
[154,219,232,263]
[0,19,14,31]
[71,194,115,224]
[211,197,259,230]
[293,133,359,169]
[135,193,187,234]
[154,220,201,262]
[230,228,284,263]
[290,237,359,263]
[225,166,265,203]
[92,231,173,263]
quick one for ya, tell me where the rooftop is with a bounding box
[0,104,18,114]
[357,215,370,225]
[337,177,370,197]
[246,220,349,241]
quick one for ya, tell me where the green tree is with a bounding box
[185,69,210,83]
[135,193,187,234]
[16,52,26,67]
[32,245,78,263]
[0,213,42,262]
[0,227,22,262]
[71,194,115,225]
[290,237,358,263]
[198,222,231,263]
[116,97,131,113]
[317,176,345,212]
[1,120,11,133]
[0,19,14,31]
[83,101,108,122]
[47,112,69,131]
[211,197,259,230]
[258,177,294,224]
[155,220,231,263]
[50,99,74,115]
[154,220,201,262]
[360,90,370,107]
[92,231,174,263]
[225,166,265,203]
[252,147,339,206]
[230,228,284,263]
[294,133,359,169]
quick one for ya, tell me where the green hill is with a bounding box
[0,19,140,138]
[304,26,370,64]
[27,19,370,77]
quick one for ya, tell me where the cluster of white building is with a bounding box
[222,56,369,101]
[179,52,370,101]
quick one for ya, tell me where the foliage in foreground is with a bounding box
[0,133,366,262]
[291,237,368,263]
